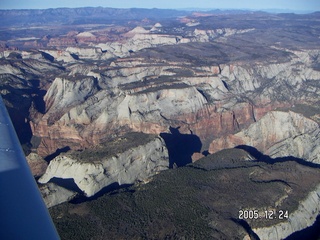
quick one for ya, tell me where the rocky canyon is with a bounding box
[0,7,320,239]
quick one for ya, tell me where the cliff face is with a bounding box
[1,11,319,158]
[32,75,210,155]
[30,49,320,156]
[39,135,169,197]
[39,183,77,208]
[26,153,48,177]
[250,184,320,240]
[0,55,64,146]
[48,148,320,239]
[209,111,320,163]
[1,9,320,238]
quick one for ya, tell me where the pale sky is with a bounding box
[0,0,319,12]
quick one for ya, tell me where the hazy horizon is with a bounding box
[0,0,319,13]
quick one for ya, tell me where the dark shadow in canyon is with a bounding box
[70,183,134,204]
[202,150,210,157]
[1,88,33,143]
[234,145,320,239]
[29,79,46,114]
[49,177,83,194]
[49,178,134,204]
[5,104,33,145]
[285,215,320,240]
[44,146,71,162]
[40,51,54,62]
[235,145,320,169]
[0,79,46,154]
[160,126,202,168]
[231,218,260,240]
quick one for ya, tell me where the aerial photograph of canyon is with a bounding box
[0,0,319,239]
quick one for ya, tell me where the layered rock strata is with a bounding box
[39,183,77,208]
[48,148,320,239]
[26,153,48,177]
[249,184,320,240]
[30,49,320,156]
[39,134,169,197]
[209,111,320,164]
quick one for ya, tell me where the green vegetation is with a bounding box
[119,75,176,92]
[136,41,293,67]
[192,148,257,170]
[7,52,22,59]
[276,103,320,123]
[50,207,97,240]
[67,132,157,162]
[49,148,320,239]
[166,68,194,78]
[134,82,189,95]
[119,67,194,94]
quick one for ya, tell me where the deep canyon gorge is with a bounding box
[0,7,320,239]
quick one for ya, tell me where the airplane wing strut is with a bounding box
[0,95,60,240]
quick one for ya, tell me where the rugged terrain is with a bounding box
[39,132,169,197]
[49,149,320,240]
[0,7,320,239]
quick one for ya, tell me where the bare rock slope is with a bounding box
[0,9,320,239]
[39,133,169,197]
[30,46,320,157]
[250,183,320,240]
[48,148,320,239]
[209,111,320,164]
[40,183,77,208]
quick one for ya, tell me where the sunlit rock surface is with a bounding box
[26,152,48,177]
[48,148,320,239]
[209,111,320,164]
[0,9,320,238]
[250,184,320,240]
[39,183,77,208]
[39,134,169,197]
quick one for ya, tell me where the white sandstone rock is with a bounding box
[210,111,320,164]
[251,184,320,240]
[41,50,76,62]
[76,32,96,38]
[44,77,99,114]
[39,136,169,197]
[39,183,77,208]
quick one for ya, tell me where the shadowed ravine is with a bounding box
[160,126,202,168]
[1,7,320,240]
[48,148,320,239]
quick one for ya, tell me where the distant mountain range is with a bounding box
[0,7,188,27]
[2,7,318,28]
[1,7,320,239]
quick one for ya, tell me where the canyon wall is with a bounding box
[209,111,320,164]
[249,184,320,240]
[30,50,320,156]
[39,135,169,197]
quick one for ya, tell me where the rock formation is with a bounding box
[209,111,320,164]
[39,183,77,208]
[2,10,319,159]
[39,134,169,197]
[1,8,320,238]
[28,46,320,156]
[48,148,320,239]
[26,153,48,177]
[249,184,320,240]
